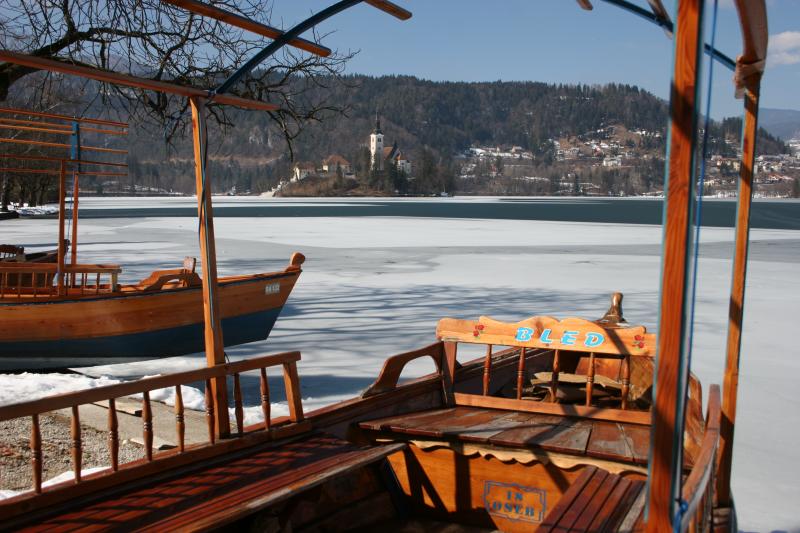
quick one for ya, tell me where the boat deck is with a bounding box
[359,406,651,465]
[9,433,405,532]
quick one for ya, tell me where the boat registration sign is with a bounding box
[483,481,546,523]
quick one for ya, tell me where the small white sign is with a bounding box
[264,282,281,295]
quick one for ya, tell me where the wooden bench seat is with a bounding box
[359,406,654,466]
[536,465,646,532]
[12,433,405,532]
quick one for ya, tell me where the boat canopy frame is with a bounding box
[0,1,769,529]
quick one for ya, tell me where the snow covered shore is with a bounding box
[1,205,797,531]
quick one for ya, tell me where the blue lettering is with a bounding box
[515,327,534,342]
[515,492,523,501]
[561,330,578,345]
[525,506,536,516]
[492,501,502,511]
[505,503,513,512]
[540,328,553,344]
[584,332,605,348]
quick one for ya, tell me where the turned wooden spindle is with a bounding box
[550,350,561,403]
[482,345,493,396]
[108,398,119,471]
[233,373,244,435]
[31,414,42,494]
[260,368,271,431]
[205,379,216,444]
[283,362,305,423]
[71,405,82,482]
[175,386,185,453]
[585,353,596,407]
[516,347,527,400]
[621,354,631,410]
[142,391,153,461]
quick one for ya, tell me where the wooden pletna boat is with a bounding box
[0,0,767,531]
[0,107,304,370]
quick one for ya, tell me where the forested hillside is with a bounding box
[1,75,790,205]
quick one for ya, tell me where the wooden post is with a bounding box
[717,83,760,506]
[70,173,79,265]
[57,160,67,295]
[189,96,230,437]
[646,0,705,529]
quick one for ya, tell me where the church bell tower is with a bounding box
[369,112,384,172]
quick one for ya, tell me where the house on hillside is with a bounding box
[292,162,316,182]
[383,142,412,175]
[322,155,352,175]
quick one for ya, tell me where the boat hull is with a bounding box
[0,270,300,369]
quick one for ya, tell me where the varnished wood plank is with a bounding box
[719,85,760,506]
[538,466,597,531]
[175,387,185,453]
[482,344,493,396]
[586,421,633,463]
[233,373,244,434]
[647,0,705,529]
[457,411,540,443]
[15,434,404,532]
[0,352,300,420]
[108,398,119,471]
[283,362,305,423]
[489,417,592,455]
[453,393,652,425]
[30,414,42,494]
[620,424,650,464]
[160,0,332,56]
[571,473,621,531]
[71,405,82,482]
[587,476,632,531]
[142,391,153,461]
[557,468,609,530]
[259,368,270,430]
[190,96,230,438]
[358,407,461,432]
[57,161,66,296]
[0,51,279,111]
[0,420,311,523]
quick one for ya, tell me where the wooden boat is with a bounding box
[0,107,305,369]
[0,0,768,530]
[0,253,304,368]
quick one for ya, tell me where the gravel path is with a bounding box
[0,412,143,492]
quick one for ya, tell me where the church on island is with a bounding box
[369,115,411,176]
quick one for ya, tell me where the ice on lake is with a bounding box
[1,197,798,531]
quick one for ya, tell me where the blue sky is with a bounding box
[275,0,799,119]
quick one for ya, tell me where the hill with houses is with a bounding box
[3,75,796,207]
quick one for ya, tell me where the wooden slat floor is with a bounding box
[536,465,646,532]
[359,406,651,465]
[13,433,405,533]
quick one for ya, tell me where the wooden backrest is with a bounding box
[436,315,656,357]
[437,313,657,414]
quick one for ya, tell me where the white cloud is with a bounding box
[768,31,800,66]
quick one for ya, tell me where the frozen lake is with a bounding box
[2,196,799,531]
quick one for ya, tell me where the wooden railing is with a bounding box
[0,351,309,521]
[0,263,120,298]
[679,384,721,533]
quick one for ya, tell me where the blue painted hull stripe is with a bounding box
[0,307,283,359]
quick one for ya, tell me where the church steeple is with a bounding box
[373,111,382,134]
[369,110,384,172]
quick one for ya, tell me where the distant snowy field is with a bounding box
[2,196,798,531]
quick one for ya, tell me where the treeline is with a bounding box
[0,75,789,206]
